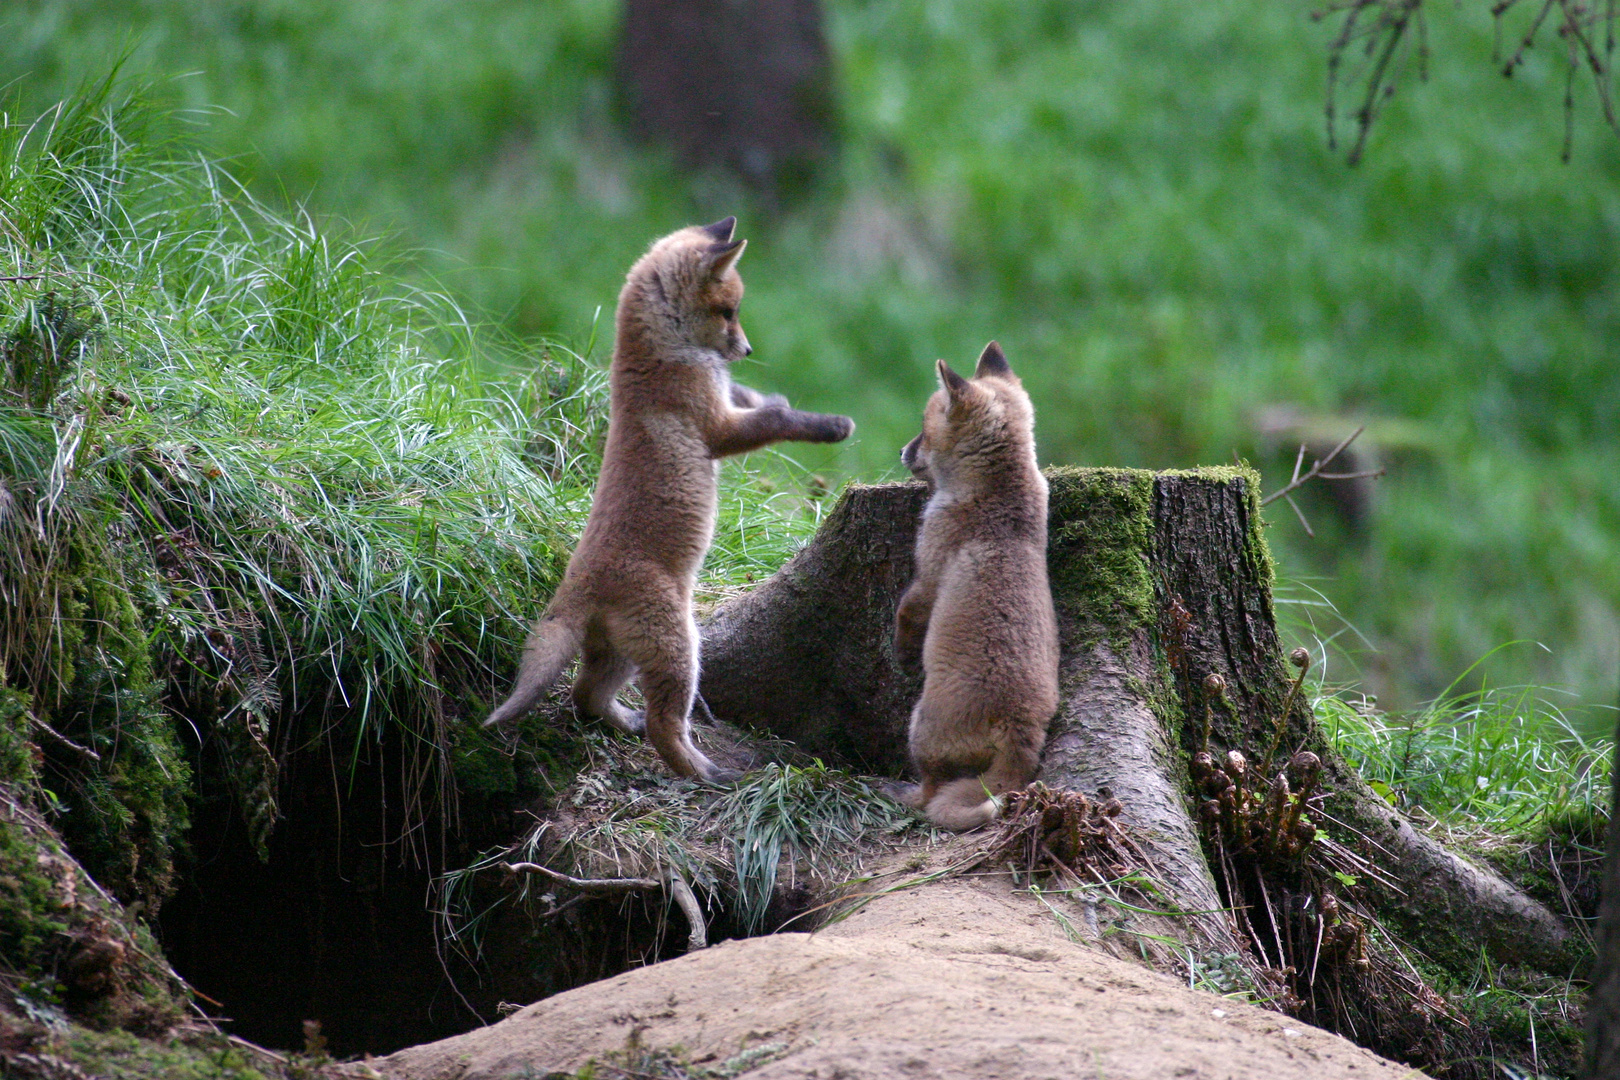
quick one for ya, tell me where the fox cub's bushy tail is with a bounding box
[483,615,585,728]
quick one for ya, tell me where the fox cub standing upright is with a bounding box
[485,218,854,783]
[894,341,1059,830]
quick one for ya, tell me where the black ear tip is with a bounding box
[977,340,1011,374]
[702,216,738,241]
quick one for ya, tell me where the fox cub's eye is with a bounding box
[715,306,737,321]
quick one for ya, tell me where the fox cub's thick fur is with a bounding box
[485,218,854,782]
[894,342,1059,829]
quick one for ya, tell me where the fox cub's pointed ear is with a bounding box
[705,237,747,278]
[975,340,1012,378]
[701,216,737,242]
[936,359,973,405]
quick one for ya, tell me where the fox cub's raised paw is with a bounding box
[822,414,856,442]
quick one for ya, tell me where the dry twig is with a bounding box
[1316,0,1620,163]
[28,711,101,763]
[1259,426,1383,538]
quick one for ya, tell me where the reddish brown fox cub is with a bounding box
[485,218,854,782]
[894,341,1059,829]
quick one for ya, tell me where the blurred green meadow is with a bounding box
[5,0,1617,719]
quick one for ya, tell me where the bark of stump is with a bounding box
[700,467,1575,976]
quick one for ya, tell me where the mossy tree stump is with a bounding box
[701,467,1577,1024]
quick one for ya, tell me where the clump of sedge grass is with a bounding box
[711,761,916,934]
[437,721,922,958]
[1319,679,1610,838]
[0,78,604,869]
[0,79,833,879]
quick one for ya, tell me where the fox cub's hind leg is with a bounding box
[922,727,1045,830]
[572,621,643,735]
[620,611,740,785]
[923,777,1001,832]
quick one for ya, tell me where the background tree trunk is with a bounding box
[618,0,835,200]
[701,467,1575,977]
[1585,713,1620,1078]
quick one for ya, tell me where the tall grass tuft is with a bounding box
[436,736,923,964]
[1321,683,1611,838]
[0,80,607,883]
[711,762,910,934]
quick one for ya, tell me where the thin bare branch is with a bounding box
[502,861,707,952]
[500,861,662,893]
[1261,426,1372,508]
[1322,0,1619,163]
[536,894,588,921]
[1284,494,1316,538]
[30,712,102,763]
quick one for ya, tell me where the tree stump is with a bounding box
[701,467,1576,984]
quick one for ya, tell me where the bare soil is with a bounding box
[376,871,1425,1080]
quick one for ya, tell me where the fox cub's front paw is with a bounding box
[822,414,856,442]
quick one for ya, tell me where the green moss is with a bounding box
[1045,464,1272,642]
[48,538,191,910]
[1043,466,1272,750]
[0,686,39,789]
[1413,958,1584,1079]
[1161,463,1275,599]
[1230,465,1275,598]
[451,718,519,797]
[453,701,595,804]
[0,781,190,1034]
[1482,805,1607,928]
[1045,467,1158,643]
[1142,664,1191,763]
[60,1026,272,1080]
[0,817,71,978]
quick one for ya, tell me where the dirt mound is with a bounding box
[377,875,1423,1080]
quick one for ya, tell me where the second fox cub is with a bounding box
[484,217,854,783]
[894,341,1059,830]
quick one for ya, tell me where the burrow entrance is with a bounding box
[156,729,740,1058]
